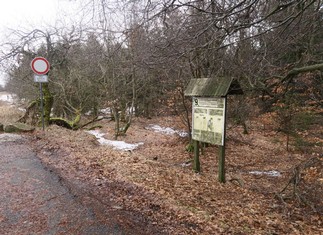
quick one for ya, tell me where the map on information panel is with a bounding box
[192,97,225,146]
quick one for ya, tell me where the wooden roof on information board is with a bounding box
[184,77,243,97]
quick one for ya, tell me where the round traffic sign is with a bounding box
[31,57,50,75]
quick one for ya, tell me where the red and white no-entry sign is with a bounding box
[31,57,50,75]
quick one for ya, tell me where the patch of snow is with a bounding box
[86,130,143,151]
[147,125,176,135]
[0,93,14,103]
[249,170,281,177]
[0,76,7,87]
[180,161,192,167]
[177,130,189,138]
[126,106,136,115]
[99,107,135,115]
[100,108,111,115]
[146,124,188,137]
[85,110,92,116]
[18,107,26,112]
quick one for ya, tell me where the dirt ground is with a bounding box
[31,114,322,234]
[1,91,322,234]
[0,134,161,235]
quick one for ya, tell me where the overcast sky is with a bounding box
[0,0,127,87]
[0,0,81,86]
[0,0,80,31]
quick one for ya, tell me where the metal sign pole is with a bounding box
[39,83,45,131]
[218,96,227,183]
[193,140,200,172]
[31,57,50,132]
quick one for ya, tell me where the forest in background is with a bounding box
[0,1,322,233]
[0,0,322,145]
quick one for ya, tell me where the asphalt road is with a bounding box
[0,133,135,235]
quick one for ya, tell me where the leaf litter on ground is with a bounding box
[33,116,323,234]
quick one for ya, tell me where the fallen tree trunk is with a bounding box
[49,117,74,129]
[276,155,323,213]
[18,99,111,131]
[78,116,112,129]
[18,100,38,125]
[50,114,112,130]
[49,111,81,130]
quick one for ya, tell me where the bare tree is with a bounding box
[0,26,88,127]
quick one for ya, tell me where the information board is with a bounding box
[192,97,225,145]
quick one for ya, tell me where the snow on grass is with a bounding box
[249,170,281,177]
[86,130,143,151]
[145,124,188,137]
[0,93,14,103]
[100,108,111,115]
[85,107,135,116]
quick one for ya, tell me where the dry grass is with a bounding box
[34,116,323,234]
[0,105,24,125]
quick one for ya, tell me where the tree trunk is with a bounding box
[114,111,120,140]
[42,83,53,126]
[18,100,38,125]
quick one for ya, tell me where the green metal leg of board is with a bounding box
[193,140,200,172]
[218,145,225,183]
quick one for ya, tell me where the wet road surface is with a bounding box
[0,133,137,235]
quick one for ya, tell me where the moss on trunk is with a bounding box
[49,118,73,129]
[49,111,81,130]
[42,83,53,127]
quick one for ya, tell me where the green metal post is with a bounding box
[218,145,225,183]
[193,140,200,172]
[218,96,227,183]
[39,83,45,131]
